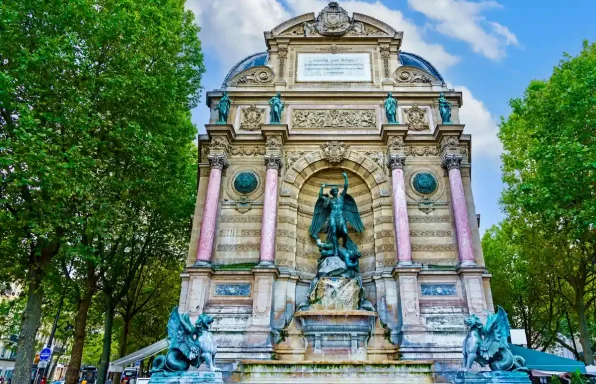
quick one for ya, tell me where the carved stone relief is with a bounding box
[229,146,266,156]
[380,46,391,79]
[292,109,376,129]
[240,105,265,131]
[403,146,440,157]
[285,150,307,171]
[405,105,429,131]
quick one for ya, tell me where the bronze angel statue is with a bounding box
[463,306,528,372]
[309,172,365,256]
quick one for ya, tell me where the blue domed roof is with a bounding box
[398,51,444,83]
[223,52,269,85]
[222,50,444,85]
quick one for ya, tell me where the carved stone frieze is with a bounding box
[440,136,460,153]
[229,146,266,156]
[228,66,274,86]
[404,146,440,157]
[387,136,405,151]
[411,244,456,252]
[394,66,436,84]
[265,136,283,149]
[240,105,265,131]
[405,105,429,131]
[219,229,261,237]
[292,109,376,129]
[321,141,349,163]
[220,215,262,223]
[374,216,393,224]
[410,230,452,237]
[315,45,350,54]
[210,135,230,152]
[216,244,260,252]
[409,215,450,223]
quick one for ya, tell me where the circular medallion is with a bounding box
[233,171,259,195]
[412,172,438,195]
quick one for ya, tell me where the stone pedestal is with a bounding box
[309,277,361,310]
[149,371,224,383]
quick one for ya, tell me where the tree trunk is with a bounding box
[97,299,115,384]
[64,267,97,384]
[119,313,132,358]
[11,267,45,384]
[575,292,595,365]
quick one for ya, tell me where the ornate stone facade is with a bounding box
[182,1,490,377]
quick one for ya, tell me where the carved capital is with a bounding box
[208,154,229,170]
[264,155,283,171]
[442,154,462,170]
[387,154,406,170]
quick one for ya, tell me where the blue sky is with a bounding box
[186,0,596,234]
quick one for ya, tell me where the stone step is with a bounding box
[231,360,435,383]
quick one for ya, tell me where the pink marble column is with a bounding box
[388,155,412,265]
[195,155,228,265]
[259,156,282,265]
[443,154,475,266]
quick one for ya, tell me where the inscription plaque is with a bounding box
[297,53,371,82]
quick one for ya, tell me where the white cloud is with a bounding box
[407,0,518,60]
[285,0,460,72]
[186,0,290,69]
[454,85,503,160]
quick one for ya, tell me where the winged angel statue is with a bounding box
[463,306,528,372]
[151,306,219,376]
[309,172,364,258]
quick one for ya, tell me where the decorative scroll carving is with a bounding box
[405,105,429,131]
[228,66,274,86]
[220,215,262,223]
[394,66,436,84]
[321,141,349,163]
[240,105,265,131]
[292,109,376,129]
[364,151,386,174]
[380,46,391,79]
[229,146,266,156]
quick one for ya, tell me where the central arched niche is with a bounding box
[295,168,375,276]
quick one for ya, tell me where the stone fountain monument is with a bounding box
[232,174,434,383]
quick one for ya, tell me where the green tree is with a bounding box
[498,41,596,364]
[0,1,203,383]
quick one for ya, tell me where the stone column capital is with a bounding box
[441,154,462,170]
[387,154,406,170]
[265,155,283,171]
[208,153,229,170]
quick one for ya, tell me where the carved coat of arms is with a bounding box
[240,104,264,131]
[315,1,352,36]
[321,141,349,163]
[406,105,429,131]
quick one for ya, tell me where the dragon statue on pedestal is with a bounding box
[150,307,220,376]
[463,306,528,372]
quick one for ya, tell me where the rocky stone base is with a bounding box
[231,360,434,383]
[148,371,224,383]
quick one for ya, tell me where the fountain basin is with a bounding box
[294,310,376,361]
[231,360,435,383]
